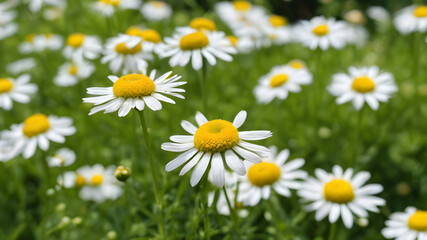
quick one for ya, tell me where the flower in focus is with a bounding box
[92,0,141,17]
[140,1,172,21]
[63,33,102,61]
[6,58,36,75]
[0,74,38,111]
[83,70,186,117]
[394,5,427,35]
[47,148,76,167]
[162,110,272,188]
[328,66,398,111]
[382,207,427,240]
[54,60,95,87]
[298,165,385,228]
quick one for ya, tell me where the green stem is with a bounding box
[202,176,210,240]
[222,186,239,235]
[137,110,166,239]
[200,61,208,113]
[327,222,337,240]
[266,199,285,239]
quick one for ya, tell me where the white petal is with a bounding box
[232,110,246,129]
[210,153,225,188]
[190,153,211,186]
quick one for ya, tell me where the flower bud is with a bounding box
[115,166,131,182]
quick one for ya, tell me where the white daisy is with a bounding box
[32,33,63,51]
[227,35,254,54]
[382,207,427,240]
[328,66,398,111]
[394,5,427,35]
[162,110,272,188]
[28,0,66,12]
[0,22,17,40]
[54,60,95,87]
[126,26,163,53]
[63,33,102,61]
[215,1,267,30]
[237,147,307,206]
[92,0,141,17]
[6,58,36,75]
[367,6,390,23]
[140,1,172,21]
[83,70,186,117]
[298,165,386,229]
[0,74,38,111]
[254,65,313,104]
[47,148,76,167]
[262,15,293,45]
[57,171,79,188]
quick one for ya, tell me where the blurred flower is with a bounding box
[140,1,172,21]
[63,33,102,61]
[92,0,141,17]
[54,60,95,87]
[83,70,185,117]
[162,110,272,187]
[47,148,76,167]
[18,33,63,53]
[344,10,367,24]
[344,24,368,46]
[0,74,38,111]
[227,35,254,54]
[382,207,427,240]
[394,5,427,34]
[126,26,163,54]
[215,1,266,31]
[28,0,66,13]
[298,165,385,229]
[6,58,36,75]
[43,7,63,20]
[357,217,369,227]
[328,66,398,111]
[366,6,390,22]
[263,15,293,45]
[186,17,217,32]
[0,8,17,40]
[288,59,307,69]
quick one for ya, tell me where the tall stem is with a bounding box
[137,110,166,239]
[327,222,337,240]
[202,176,210,240]
[222,186,239,235]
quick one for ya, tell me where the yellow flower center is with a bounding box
[113,74,155,98]
[152,1,164,7]
[54,154,66,164]
[115,42,142,54]
[233,1,251,11]
[352,76,376,93]
[289,60,305,69]
[22,114,51,138]
[91,174,104,186]
[67,33,85,48]
[45,33,52,39]
[193,120,239,152]
[228,36,238,46]
[312,24,329,36]
[269,15,287,27]
[247,162,281,187]
[413,6,427,18]
[0,78,13,94]
[408,210,427,231]
[179,31,209,50]
[75,175,86,186]
[100,0,120,6]
[141,29,161,43]
[26,34,36,43]
[68,65,78,75]
[189,18,217,31]
[323,179,355,204]
[270,74,289,88]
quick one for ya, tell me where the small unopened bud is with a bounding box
[357,217,369,227]
[115,166,131,182]
[318,127,332,139]
[72,217,82,225]
[344,10,367,24]
[56,203,66,212]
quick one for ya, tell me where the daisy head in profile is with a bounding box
[54,60,95,87]
[126,26,163,53]
[140,1,172,21]
[47,148,76,167]
[162,110,272,188]
[382,207,427,240]
[63,33,102,61]
[92,0,141,17]
[83,70,185,117]
[328,66,398,111]
[298,165,385,229]
[394,5,427,34]
[0,74,38,111]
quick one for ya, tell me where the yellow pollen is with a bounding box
[26,34,36,43]
[113,74,155,98]
[352,76,376,93]
[22,114,51,138]
[289,60,305,69]
[413,6,427,18]
[126,27,143,36]
[141,29,161,43]
[228,36,238,46]
[44,33,52,39]
[236,202,243,209]
[408,210,427,231]
[323,179,355,204]
[100,0,120,6]
[193,120,239,152]
[67,33,85,48]
[247,162,281,187]
[91,174,104,186]
[0,78,14,94]
[233,1,251,11]
[68,65,78,75]
[179,31,209,50]
[270,74,289,88]
[269,15,288,27]
[312,24,329,36]
[75,175,86,186]
[115,42,142,54]
[189,18,217,31]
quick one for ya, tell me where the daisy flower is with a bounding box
[0,114,76,159]
[0,9,17,40]
[382,207,427,240]
[227,35,254,54]
[366,6,390,23]
[32,33,63,51]
[160,27,236,70]
[63,33,102,61]
[394,5,427,35]
[92,0,141,17]
[298,165,386,229]
[126,26,162,53]
[162,110,272,188]
[140,1,172,21]
[263,15,293,45]
[47,148,76,167]
[237,147,307,206]
[83,70,186,117]
[294,16,347,50]
[0,74,38,111]
[215,1,266,29]
[328,66,398,111]
[28,0,66,12]
[6,58,36,75]
[54,60,95,87]
[101,34,152,74]
[288,59,307,70]
[187,17,217,32]
[254,65,313,104]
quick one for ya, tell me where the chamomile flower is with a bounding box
[126,26,163,53]
[83,70,185,117]
[63,33,102,61]
[263,15,293,45]
[298,165,386,229]
[57,171,80,188]
[295,16,347,50]
[101,34,152,74]
[215,1,266,29]
[254,65,313,104]
[186,17,217,32]
[0,74,38,111]
[238,147,307,206]
[54,60,95,87]
[382,207,427,240]
[288,59,307,70]
[92,0,141,17]
[0,9,17,40]
[47,148,76,167]
[0,114,76,160]
[162,110,272,188]
[6,58,36,75]
[394,5,427,34]
[227,35,254,54]
[328,66,398,111]
[140,1,172,21]
[160,27,236,70]
[28,0,66,12]
[33,33,63,51]
[367,6,390,23]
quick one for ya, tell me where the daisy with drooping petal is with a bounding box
[140,1,172,21]
[0,74,38,111]
[28,0,66,12]
[162,110,272,188]
[83,70,186,117]
[6,58,36,75]
[328,66,398,111]
[382,207,427,240]
[54,60,95,87]
[92,0,141,17]
[47,148,76,167]
[63,33,102,61]
[238,147,307,206]
[394,5,427,35]
[126,26,163,53]
[298,165,386,229]
[254,65,313,104]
